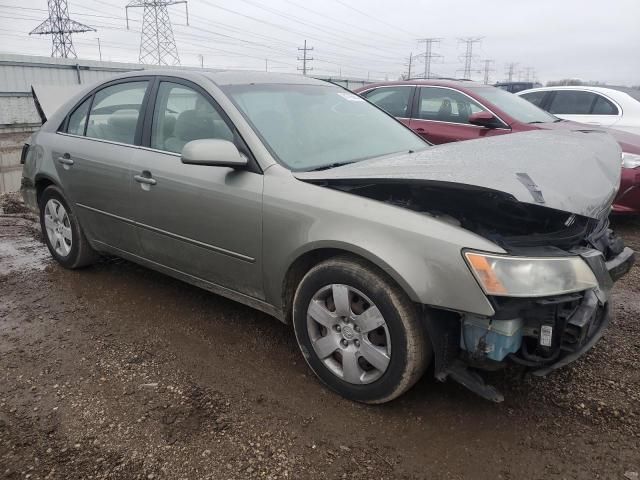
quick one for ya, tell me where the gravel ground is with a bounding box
[0,192,639,479]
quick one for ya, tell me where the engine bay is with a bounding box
[332,181,599,252]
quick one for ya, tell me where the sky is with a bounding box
[0,0,638,86]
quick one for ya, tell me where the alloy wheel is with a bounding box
[306,284,391,384]
[44,199,72,257]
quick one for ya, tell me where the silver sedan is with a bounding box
[21,71,634,403]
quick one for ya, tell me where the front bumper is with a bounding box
[510,246,634,372]
[432,244,635,402]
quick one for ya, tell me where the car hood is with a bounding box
[535,120,640,155]
[295,130,622,220]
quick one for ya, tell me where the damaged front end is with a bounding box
[354,182,634,402]
[295,131,635,401]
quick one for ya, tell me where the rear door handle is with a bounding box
[57,153,74,166]
[134,174,157,186]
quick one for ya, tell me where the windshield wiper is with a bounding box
[307,161,356,172]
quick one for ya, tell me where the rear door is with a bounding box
[546,90,621,127]
[130,78,264,298]
[409,86,508,144]
[360,86,415,127]
[52,78,151,254]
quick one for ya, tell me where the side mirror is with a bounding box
[468,111,499,129]
[181,139,247,168]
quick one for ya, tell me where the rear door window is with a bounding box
[85,81,149,145]
[548,91,597,115]
[66,97,91,136]
[592,95,619,115]
[362,86,413,117]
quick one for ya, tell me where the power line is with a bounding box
[297,40,313,75]
[330,0,419,38]
[458,36,483,79]
[125,0,189,66]
[198,0,406,65]
[29,0,96,58]
[416,38,442,79]
[279,0,410,46]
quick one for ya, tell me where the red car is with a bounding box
[355,80,640,214]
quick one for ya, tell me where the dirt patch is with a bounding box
[1,195,639,479]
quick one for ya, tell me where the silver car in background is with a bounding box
[21,71,634,403]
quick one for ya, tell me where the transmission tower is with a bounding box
[416,38,442,79]
[125,0,189,66]
[482,59,494,84]
[297,40,314,75]
[458,37,483,79]
[523,67,536,82]
[505,62,518,82]
[30,0,96,58]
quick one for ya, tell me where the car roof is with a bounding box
[101,69,330,87]
[356,79,487,91]
[518,85,640,102]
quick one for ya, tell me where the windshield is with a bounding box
[469,86,558,124]
[222,84,427,171]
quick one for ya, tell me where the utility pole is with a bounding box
[198,54,204,68]
[505,62,518,82]
[97,37,102,61]
[405,52,413,79]
[125,0,189,66]
[297,40,314,75]
[458,37,483,79]
[265,58,268,72]
[30,0,96,58]
[416,38,442,79]
[482,59,494,84]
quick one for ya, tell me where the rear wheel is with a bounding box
[40,185,98,269]
[293,256,431,403]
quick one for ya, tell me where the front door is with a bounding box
[130,79,264,299]
[409,86,508,144]
[51,79,151,254]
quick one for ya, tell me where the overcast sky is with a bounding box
[0,0,638,85]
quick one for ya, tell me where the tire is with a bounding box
[39,185,98,269]
[292,256,431,404]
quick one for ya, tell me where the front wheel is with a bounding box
[292,256,431,404]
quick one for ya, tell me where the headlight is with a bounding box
[622,152,640,169]
[464,251,598,297]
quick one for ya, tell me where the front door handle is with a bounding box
[134,173,157,186]
[416,127,425,132]
[57,153,74,166]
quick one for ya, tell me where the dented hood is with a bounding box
[295,130,622,219]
